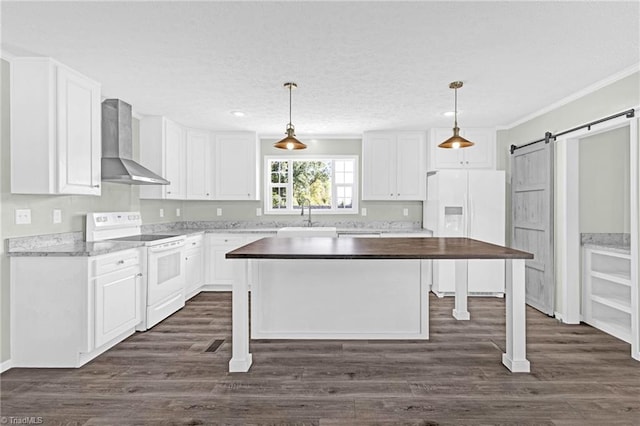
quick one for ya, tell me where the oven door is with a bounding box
[147,240,186,306]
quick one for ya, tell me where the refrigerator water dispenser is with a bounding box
[444,206,464,235]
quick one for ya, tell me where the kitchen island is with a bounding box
[226,237,534,373]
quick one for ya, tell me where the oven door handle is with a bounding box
[149,240,185,253]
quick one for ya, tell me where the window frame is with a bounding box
[263,154,359,215]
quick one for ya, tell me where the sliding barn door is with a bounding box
[511,141,555,315]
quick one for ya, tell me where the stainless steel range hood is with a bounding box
[101,99,170,185]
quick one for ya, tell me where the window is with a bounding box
[265,155,358,214]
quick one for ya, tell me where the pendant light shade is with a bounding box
[438,81,474,149]
[274,82,307,150]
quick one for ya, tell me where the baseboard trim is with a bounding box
[1,358,14,373]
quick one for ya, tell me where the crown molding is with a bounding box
[499,63,640,130]
[0,49,18,61]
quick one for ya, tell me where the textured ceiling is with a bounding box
[1,1,639,136]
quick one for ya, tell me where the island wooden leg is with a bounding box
[502,258,531,373]
[453,259,470,320]
[229,259,252,372]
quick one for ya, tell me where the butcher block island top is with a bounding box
[226,236,534,260]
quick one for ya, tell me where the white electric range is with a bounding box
[87,212,186,330]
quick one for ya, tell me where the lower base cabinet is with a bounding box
[204,233,271,290]
[184,233,205,300]
[10,248,143,368]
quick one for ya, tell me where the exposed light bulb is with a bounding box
[286,142,294,150]
[452,141,461,149]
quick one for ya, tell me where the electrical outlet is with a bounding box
[15,209,31,225]
[52,209,62,224]
[361,208,367,216]
[176,208,181,217]
[403,208,409,217]
[256,207,262,217]
[159,208,164,218]
[216,208,223,216]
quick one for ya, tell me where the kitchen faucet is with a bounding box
[300,198,312,227]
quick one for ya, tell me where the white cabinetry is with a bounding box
[214,132,260,200]
[583,247,634,344]
[10,57,101,195]
[204,233,270,290]
[10,248,143,367]
[139,117,186,200]
[140,122,259,201]
[429,128,495,170]
[186,130,214,200]
[362,131,426,200]
[184,233,205,300]
[93,250,143,347]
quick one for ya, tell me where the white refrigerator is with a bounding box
[424,170,506,295]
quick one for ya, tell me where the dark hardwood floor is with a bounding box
[2,292,639,425]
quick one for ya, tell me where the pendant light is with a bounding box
[274,82,307,150]
[438,81,474,149]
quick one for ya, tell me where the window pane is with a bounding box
[271,187,287,209]
[293,160,332,209]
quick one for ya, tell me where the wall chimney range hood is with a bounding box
[101,99,170,185]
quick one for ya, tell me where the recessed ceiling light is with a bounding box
[230,111,245,117]
[443,110,462,117]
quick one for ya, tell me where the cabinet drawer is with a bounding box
[208,235,246,246]
[185,234,204,250]
[92,249,141,277]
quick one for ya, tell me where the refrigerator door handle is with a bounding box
[468,193,473,237]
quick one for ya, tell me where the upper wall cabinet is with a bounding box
[139,117,186,200]
[185,129,214,200]
[10,57,101,195]
[362,131,426,200]
[214,132,260,200]
[139,118,259,201]
[429,128,496,170]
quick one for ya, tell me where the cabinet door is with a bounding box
[362,132,396,200]
[430,128,463,170]
[186,130,213,200]
[94,267,141,348]
[185,248,204,298]
[395,132,426,200]
[164,120,186,199]
[205,235,247,286]
[461,128,495,169]
[215,133,258,200]
[56,66,101,195]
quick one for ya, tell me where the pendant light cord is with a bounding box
[288,84,293,127]
[454,86,458,128]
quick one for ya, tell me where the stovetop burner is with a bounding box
[111,234,178,242]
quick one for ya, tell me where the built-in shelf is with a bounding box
[583,247,633,344]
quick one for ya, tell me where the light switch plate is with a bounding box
[159,208,164,218]
[176,208,181,217]
[216,208,223,216]
[361,208,367,216]
[52,209,62,224]
[403,208,409,217]
[15,209,31,225]
[256,207,262,217]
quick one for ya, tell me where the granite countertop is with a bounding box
[8,240,145,257]
[6,223,432,257]
[581,233,630,254]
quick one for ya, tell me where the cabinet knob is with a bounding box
[136,273,143,277]
[167,191,172,194]
[206,193,210,196]
[466,161,469,164]
[397,193,400,196]
[92,184,100,188]
[192,242,197,245]
[390,193,393,196]
[117,260,125,264]
[460,161,463,164]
